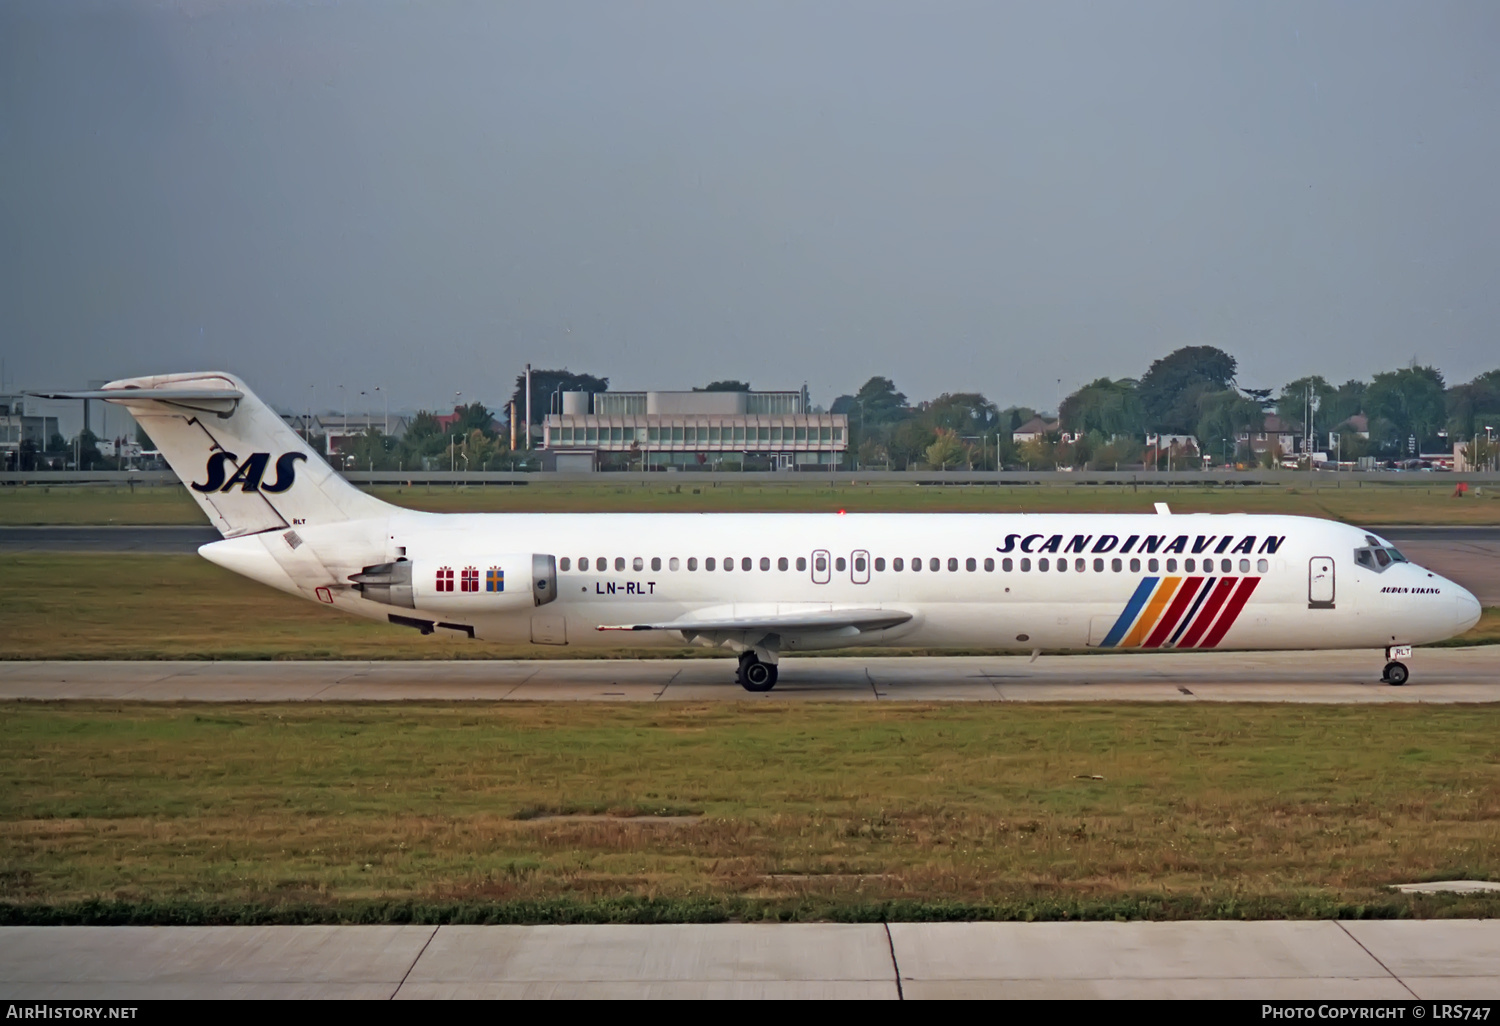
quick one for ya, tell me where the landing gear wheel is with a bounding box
[738,653,778,692]
[1382,661,1409,686]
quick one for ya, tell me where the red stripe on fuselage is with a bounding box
[1200,577,1261,648]
[1143,577,1205,648]
[1177,577,1238,649]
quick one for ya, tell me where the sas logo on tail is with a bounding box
[191,452,306,494]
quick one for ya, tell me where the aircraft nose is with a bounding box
[1450,581,1482,635]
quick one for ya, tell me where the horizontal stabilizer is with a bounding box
[598,608,911,633]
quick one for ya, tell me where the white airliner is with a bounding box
[42,372,1482,690]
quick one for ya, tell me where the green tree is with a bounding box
[887,419,935,470]
[1059,378,1145,438]
[1446,369,1500,440]
[1366,365,1447,452]
[1276,376,1336,434]
[924,428,966,469]
[851,376,909,425]
[1137,346,1238,434]
[926,393,1000,434]
[450,401,498,438]
[1195,389,1264,463]
[510,369,610,425]
[695,380,751,392]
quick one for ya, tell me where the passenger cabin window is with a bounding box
[1001,558,1012,571]
[835,557,846,572]
[1257,559,1269,573]
[966,557,976,571]
[854,555,867,572]
[796,557,807,571]
[743,557,753,571]
[893,557,904,571]
[615,557,626,571]
[1111,558,1122,572]
[814,555,827,572]
[875,557,886,571]
[760,557,771,571]
[651,557,661,571]
[687,557,698,571]
[948,558,959,572]
[1094,558,1104,572]
[1130,558,1141,573]
[1239,559,1251,573]
[560,557,571,571]
[669,557,679,571]
[912,558,922,572]
[1075,558,1085,572]
[633,557,644,571]
[724,557,733,571]
[1221,558,1232,573]
[1058,559,1067,572]
[1020,558,1031,571]
[1185,558,1195,572]
[705,557,716,571]
[778,557,789,571]
[1039,558,1049,571]
[984,557,994,571]
[929,558,940,572]
[1166,559,1177,573]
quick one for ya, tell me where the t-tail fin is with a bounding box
[39,372,392,537]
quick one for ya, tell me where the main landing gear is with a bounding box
[737,651,778,692]
[1382,645,1412,686]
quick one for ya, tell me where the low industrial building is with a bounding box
[543,388,847,471]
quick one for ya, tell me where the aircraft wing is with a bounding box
[597,608,911,634]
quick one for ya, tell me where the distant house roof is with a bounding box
[1261,415,1295,434]
[1012,416,1058,439]
[1336,414,1369,433]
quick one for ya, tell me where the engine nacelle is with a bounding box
[350,554,557,612]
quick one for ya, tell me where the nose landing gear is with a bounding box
[1382,645,1412,686]
[737,651,778,692]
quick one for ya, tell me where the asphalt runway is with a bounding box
[3,524,1498,603]
[4,920,1498,998]
[3,648,1498,702]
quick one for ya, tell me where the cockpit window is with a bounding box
[1354,542,1407,572]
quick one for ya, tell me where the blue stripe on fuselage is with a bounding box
[1100,576,1159,648]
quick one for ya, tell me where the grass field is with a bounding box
[3,553,1496,659]
[2,702,1497,923]
[2,478,1499,524]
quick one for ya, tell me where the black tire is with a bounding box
[742,660,776,692]
[1384,661,1409,686]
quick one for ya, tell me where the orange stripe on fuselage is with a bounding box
[1120,577,1181,648]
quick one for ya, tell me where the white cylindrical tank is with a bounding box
[561,391,590,415]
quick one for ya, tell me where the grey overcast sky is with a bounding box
[2,0,1497,414]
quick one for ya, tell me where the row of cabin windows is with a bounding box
[557,555,1271,575]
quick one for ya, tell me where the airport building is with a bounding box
[542,388,847,471]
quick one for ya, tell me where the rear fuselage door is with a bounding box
[811,549,831,584]
[1309,556,1335,608]
[851,549,870,584]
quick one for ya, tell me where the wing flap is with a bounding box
[597,608,911,633]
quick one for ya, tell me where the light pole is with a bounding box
[451,434,461,474]
[376,386,387,436]
[338,384,346,458]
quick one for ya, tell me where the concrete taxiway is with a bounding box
[2,647,1498,702]
[2,921,1498,999]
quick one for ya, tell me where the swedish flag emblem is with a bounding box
[486,568,504,593]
